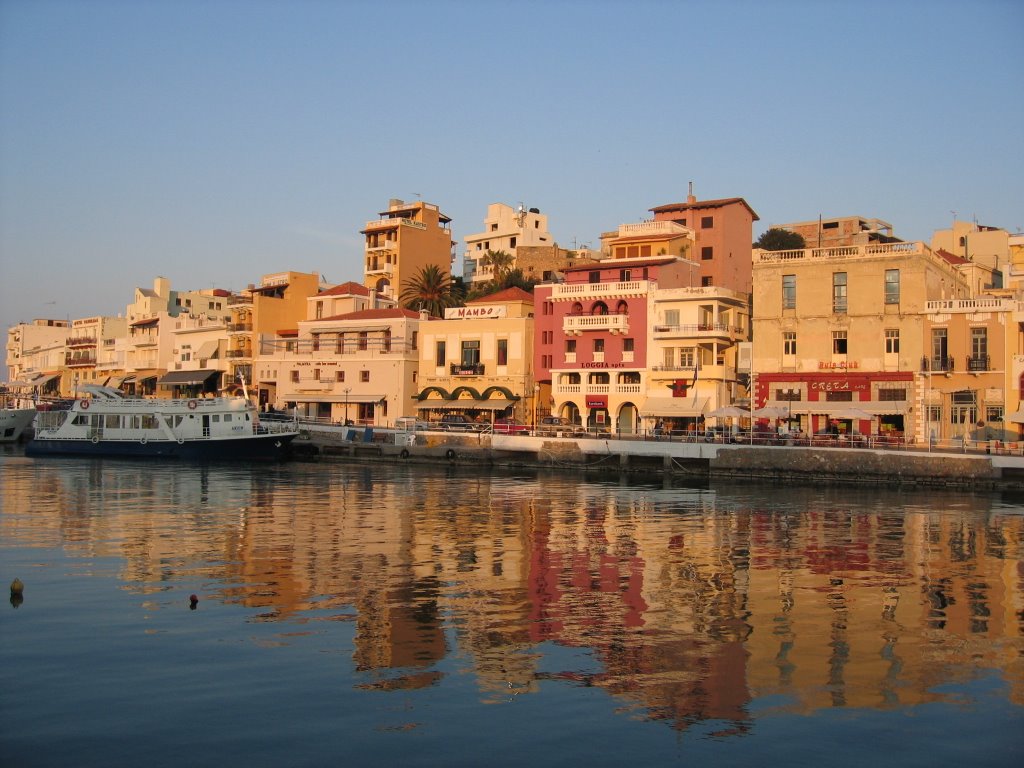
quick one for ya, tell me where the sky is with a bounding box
[1,0,1021,339]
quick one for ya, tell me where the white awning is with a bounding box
[195,340,220,359]
[1006,409,1024,424]
[639,397,708,417]
[288,393,387,403]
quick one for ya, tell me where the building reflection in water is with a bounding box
[2,461,1022,731]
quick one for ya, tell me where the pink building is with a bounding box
[535,256,700,434]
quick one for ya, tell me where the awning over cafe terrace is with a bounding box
[639,397,709,418]
[158,370,221,386]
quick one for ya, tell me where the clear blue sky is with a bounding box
[1,0,1021,340]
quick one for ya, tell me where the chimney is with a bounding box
[687,181,696,204]
[419,309,429,321]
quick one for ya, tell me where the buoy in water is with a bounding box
[10,578,24,596]
[189,594,199,609]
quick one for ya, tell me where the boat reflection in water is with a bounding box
[2,456,1022,765]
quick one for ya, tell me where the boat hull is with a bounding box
[25,432,298,461]
[0,408,37,443]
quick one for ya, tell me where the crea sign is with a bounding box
[444,306,507,319]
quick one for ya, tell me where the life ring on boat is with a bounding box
[177,437,185,445]
[80,399,90,410]
[400,448,410,459]
[139,438,147,445]
[445,448,456,461]
[187,399,198,410]
[90,435,100,444]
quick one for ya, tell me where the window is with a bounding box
[336,371,345,382]
[970,328,988,370]
[665,309,679,327]
[358,332,368,351]
[461,340,480,366]
[509,237,516,248]
[701,216,714,228]
[885,329,899,354]
[833,272,848,313]
[783,331,796,356]
[566,339,576,353]
[620,269,631,282]
[663,347,675,368]
[932,328,948,369]
[701,276,713,287]
[701,246,713,260]
[879,388,906,401]
[436,341,446,366]
[987,405,1004,423]
[594,338,605,353]
[313,368,320,381]
[290,370,299,383]
[315,302,323,320]
[832,330,848,355]
[497,339,508,366]
[360,370,370,383]
[679,347,695,367]
[311,334,320,352]
[623,338,634,352]
[383,330,392,352]
[588,271,600,284]
[782,275,796,309]
[885,269,900,304]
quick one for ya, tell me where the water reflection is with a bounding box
[2,456,1022,732]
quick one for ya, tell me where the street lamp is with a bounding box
[343,387,351,425]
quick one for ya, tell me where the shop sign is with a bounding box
[818,361,860,369]
[444,306,506,319]
[586,395,608,408]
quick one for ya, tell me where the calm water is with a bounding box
[1,449,1022,768]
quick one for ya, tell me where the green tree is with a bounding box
[754,228,806,251]
[399,264,461,317]
[480,249,515,284]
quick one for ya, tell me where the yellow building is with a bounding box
[752,240,971,442]
[362,198,454,302]
[415,287,535,424]
[227,271,322,406]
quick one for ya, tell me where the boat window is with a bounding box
[105,415,120,429]
[212,415,220,423]
[141,414,158,429]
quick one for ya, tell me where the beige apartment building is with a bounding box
[931,219,1014,275]
[462,202,554,285]
[261,281,421,425]
[65,314,128,396]
[5,319,70,397]
[752,239,971,443]
[362,198,454,302]
[415,287,536,424]
[227,271,322,406]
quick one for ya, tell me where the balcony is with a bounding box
[967,355,990,372]
[228,322,253,334]
[921,356,955,373]
[451,363,485,376]
[563,313,630,335]
[551,281,650,301]
[67,336,97,348]
[653,322,745,340]
[365,262,395,276]
[225,349,251,359]
[66,354,97,368]
[366,239,397,252]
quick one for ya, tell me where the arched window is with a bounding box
[616,300,629,315]
[571,302,583,315]
[591,302,608,315]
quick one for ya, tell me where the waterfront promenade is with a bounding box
[296,421,1024,490]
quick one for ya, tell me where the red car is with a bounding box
[492,418,529,434]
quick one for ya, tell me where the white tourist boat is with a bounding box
[0,402,36,443]
[26,385,298,460]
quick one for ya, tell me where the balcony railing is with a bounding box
[228,323,253,333]
[922,356,955,373]
[551,281,650,301]
[652,322,744,338]
[225,349,251,359]
[66,355,97,367]
[564,313,630,335]
[967,355,990,372]
[67,336,97,348]
[451,363,485,376]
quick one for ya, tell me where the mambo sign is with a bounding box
[444,306,507,319]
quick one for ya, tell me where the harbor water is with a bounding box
[1,449,1022,767]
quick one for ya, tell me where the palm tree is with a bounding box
[399,264,461,317]
[481,249,515,284]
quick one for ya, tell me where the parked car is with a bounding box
[492,418,529,434]
[538,416,577,436]
[440,414,482,432]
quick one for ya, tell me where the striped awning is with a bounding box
[639,397,708,417]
